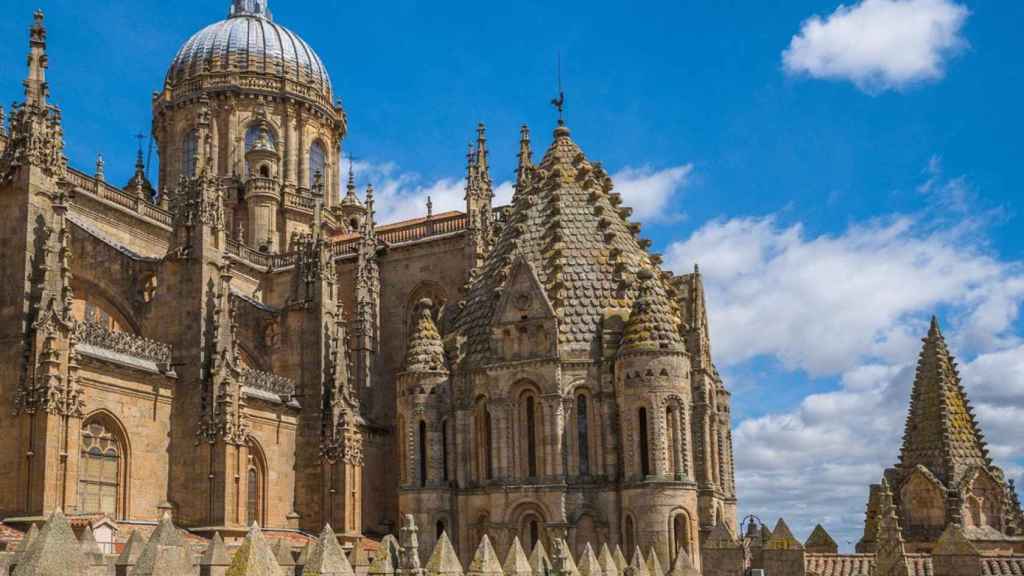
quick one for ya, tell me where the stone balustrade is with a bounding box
[71,319,173,369]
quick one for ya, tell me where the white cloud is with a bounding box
[612,164,693,223]
[782,0,970,93]
[350,160,691,226]
[665,176,1024,547]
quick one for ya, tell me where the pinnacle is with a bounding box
[425,532,463,576]
[644,547,664,576]
[529,540,553,576]
[227,523,284,576]
[130,512,193,576]
[115,529,145,567]
[13,509,89,576]
[502,537,532,576]
[627,546,649,576]
[598,543,620,576]
[765,518,802,551]
[804,524,838,553]
[576,543,601,576]
[201,532,231,566]
[302,524,353,576]
[467,535,503,576]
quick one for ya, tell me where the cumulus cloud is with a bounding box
[351,160,692,226]
[782,0,970,93]
[665,169,1024,546]
[612,164,693,223]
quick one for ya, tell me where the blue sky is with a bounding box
[2,0,1022,550]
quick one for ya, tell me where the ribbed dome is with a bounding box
[165,1,332,101]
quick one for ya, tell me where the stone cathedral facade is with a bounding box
[0,0,736,570]
[2,3,1023,576]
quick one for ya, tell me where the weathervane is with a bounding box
[550,51,565,126]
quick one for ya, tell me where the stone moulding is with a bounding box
[241,367,297,400]
[72,320,173,370]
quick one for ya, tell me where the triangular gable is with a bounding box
[493,257,556,326]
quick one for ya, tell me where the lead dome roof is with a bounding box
[165,0,332,101]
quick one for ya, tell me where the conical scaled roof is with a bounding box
[403,299,448,373]
[455,124,678,362]
[897,317,989,485]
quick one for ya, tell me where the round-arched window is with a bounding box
[309,141,326,189]
[182,129,198,177]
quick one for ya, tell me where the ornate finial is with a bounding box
[426,196,433,219]
[230,0,271,19]
[550,51,565,127]
[516,124,533,189]
[95,154,105,181]
[24,9,50,107]
[347,157,356,193]
[0,104,5,135]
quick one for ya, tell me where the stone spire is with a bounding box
[804,524,838,554]
[897,316,989,485]
[515,124,532,192]
[303,524,354,576]
[875,478,910,576]
[403,299,447,373]
[131,511,194,576]
[502,537,532,576]
[14,509,89,576]
[425,532,463,576]
[227,523,283,576]
[24,10,49,107]
[467,535,503,576]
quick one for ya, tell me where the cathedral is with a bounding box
[0,2,1020,575]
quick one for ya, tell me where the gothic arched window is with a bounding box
[246,443,266,526]
[671,513,691,565]
[309,140,326,189]
[639,407,651,477]
[182,129,198,178]
[78,418,125,517]
[473,400,493,483]
[577,395,590,476]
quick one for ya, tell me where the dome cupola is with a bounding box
[161,0,334,109]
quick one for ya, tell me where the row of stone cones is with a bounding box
[2,509,701,576]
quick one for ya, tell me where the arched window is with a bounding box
[526,396,538,478]
[577,395,590,476]
[671,513,691,565]
[639,408,651,477]
[436,520,446,540]
[473,400,493,483]
[624,515,636,555]
[78,418,125,517]
[182,129,198,178]
[441,419,450,482]
[418,420,428,487]
[530,519,540,551]
[246,442,266,526]
[309,141,326,189]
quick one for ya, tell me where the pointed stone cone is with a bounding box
[933,523,980,556]
[612,546,627,575]
[528,540,552,576]
[79,524,106,566]
[627,547,649,576]
[130,511,193,576]
[666,549,699,576]
[425,532,463,576]
[502,537,532,576]
[11,523,40,569]
[303,524,354,576]
[274,538,297,568]
[13,509,90,576]
[115,530,145,575]
[376,532,399,569]
[765,519,802,551]
[803,524,838,554]
[598,544,619,576]
[644,548,663,576]
[367,538,396,576]
[576,543,602,576]
[467,535,503,576]
[228,523,284,576]
[352,538,372,576]
[200,532,231,572]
